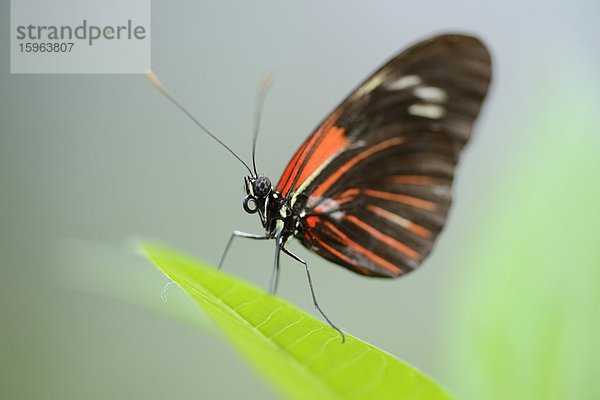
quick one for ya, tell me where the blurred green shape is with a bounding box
[443,66,600,399]
[140,241,452,400]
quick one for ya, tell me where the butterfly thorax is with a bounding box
[243,175,298,241]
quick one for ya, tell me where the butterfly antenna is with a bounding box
[146,70,254,176]
[251,73,276,177]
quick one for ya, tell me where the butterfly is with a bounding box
[148,33,492,341]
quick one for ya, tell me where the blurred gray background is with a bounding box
[1,0,598,399]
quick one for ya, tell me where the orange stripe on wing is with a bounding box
[277,111,347,196]
[345,215,421,259]
[335,188,361,200]
[367,205,433,239]
[312,188,360,213]
[322,221,403,275]
[311,137,406,198]
[293,126,348,194]
[306,231,371,275]
[305,215,319,228]
[363,189,438,211]
[277,131,320,196]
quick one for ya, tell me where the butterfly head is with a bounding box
[243,175,272,215]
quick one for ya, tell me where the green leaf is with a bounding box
[140,241,452,400]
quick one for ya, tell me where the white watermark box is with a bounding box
[11,0,150,74]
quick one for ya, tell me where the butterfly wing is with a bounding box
[277,34,492,278]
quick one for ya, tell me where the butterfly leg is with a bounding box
[218,230,271,269]
[269,230,283,294]
[281,247,346,343]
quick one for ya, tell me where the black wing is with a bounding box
[281,34,492,277]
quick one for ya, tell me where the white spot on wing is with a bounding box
[408,104,445,119]
[432,185,451,198]
[414,86,448,103]
[354,75,384,97]
[386,75,421,90]
[315,198,339,213]
[330,210,346,221]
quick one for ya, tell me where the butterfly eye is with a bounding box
[253,176,272,198]
[243,195,259,214]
